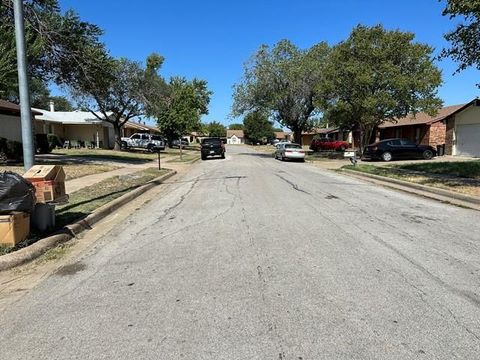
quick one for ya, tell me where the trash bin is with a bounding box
[31,203,55,232]
[436,144,445,157]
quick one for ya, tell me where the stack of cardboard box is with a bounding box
[23,165,67,233]
[23,165,67,203]
[0,212,31,247]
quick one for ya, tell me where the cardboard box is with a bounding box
[0,212,30,247]
[23,165,66,203]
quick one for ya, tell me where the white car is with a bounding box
[274,143,305,162]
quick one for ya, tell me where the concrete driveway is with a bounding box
[1,145,479,359]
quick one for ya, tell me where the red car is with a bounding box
[310,138,349,152]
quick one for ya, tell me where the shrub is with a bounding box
[47,133,62,149]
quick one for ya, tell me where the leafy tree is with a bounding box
[46,96,73,111]
[441,0,480,81]
[243,111,275,144]
[232,39,330,144]
[321,25,443,153]
[0,0,104,98]
[71,55,151,150]
[228,123,244,130]
[205,121,226,137]
[149,76,212,144]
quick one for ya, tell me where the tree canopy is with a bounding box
[228,123,244,130]
[205,121,226,137]
[0,0,104,99]
[70,54,154,150]
[232,39,330,144]
[441,0,480,80]
[321,24,443,152]
[149,76,212,143]
[243,111,275,144]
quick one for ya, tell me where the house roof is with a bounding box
[274,131,292,138]
[33,108,111,124]
[0,99,41,116]
[378,101,477,129]
[125,120,160,133]
[302,127,339,135]
[227,129,244,138]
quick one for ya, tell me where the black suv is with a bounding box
[201,138,225,160]
[364,138,436,161]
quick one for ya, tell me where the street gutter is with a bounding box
[341,168,480,211]
[0,170,177,271]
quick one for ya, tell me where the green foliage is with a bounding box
[321,25,443,153]
[0,137,23,162]
[441,0,480,79]
[205,121,226,137]
[228,123,244,130]
[0,1,104,98]
[150,76,212,143]
[232,39,330,143]
[70,54,154,150]
[243,111,275,144]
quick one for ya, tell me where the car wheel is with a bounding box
[147,144,154,153]
[221,153,225,159]
[381,151,392,162]
[339,146,346,152]
[121,141,128,150]
[423,150,434,160]
[201,155,206,160]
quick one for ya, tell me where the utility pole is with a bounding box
[13,0,35,170]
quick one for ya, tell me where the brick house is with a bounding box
[376,104,467,155]
[444,99,480,157]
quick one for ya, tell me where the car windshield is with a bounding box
[202,138,222,145]
[285,144,302,149]
[151,135,163,141]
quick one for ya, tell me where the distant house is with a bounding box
[226,130,245,144]
[0,100,42,142]
[34,106,160,149]
[274,131,293,142]
[377,99,480,157]
[301,127,345,146]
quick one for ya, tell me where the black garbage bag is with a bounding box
[0,171,36,214]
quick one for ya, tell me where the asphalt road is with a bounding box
[1,145,480,359]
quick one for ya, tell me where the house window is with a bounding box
[415,128,420,143]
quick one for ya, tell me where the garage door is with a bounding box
[456,124,480,157]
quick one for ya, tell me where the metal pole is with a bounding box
[13,0,34,170]
[157,150,161,170]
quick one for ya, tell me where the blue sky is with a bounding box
[58,0,479,126]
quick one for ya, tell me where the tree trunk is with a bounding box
[113,123,122,151]
[358,125,374,156]
[293,128,302,145]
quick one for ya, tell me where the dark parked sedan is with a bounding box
[363,138,436,161]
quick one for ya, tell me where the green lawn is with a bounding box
[0,163,119,180]
[395,160,480,179]
[343,162,480,197]
[0,167,168,255]
[52,148,160,163]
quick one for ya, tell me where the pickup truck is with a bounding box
[310,138,349,152]
[201,137,225,160]
[121,133,165,152]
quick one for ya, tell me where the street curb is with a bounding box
[341,168,480,210]
[0,170,177,272]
